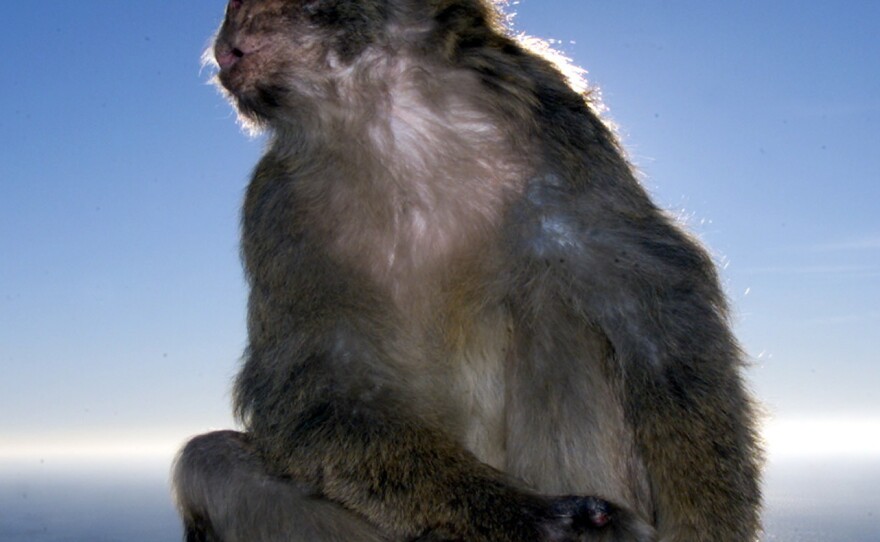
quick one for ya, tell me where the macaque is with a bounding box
[173,0,762,540]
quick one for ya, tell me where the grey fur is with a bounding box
[173,0,762,540]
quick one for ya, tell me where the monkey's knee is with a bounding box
[172,430,389,542]
[172,431,251,540]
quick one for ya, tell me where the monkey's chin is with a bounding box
[233,106,270,136]
[214,80,274,134]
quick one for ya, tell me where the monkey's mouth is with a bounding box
[216,47,245,71]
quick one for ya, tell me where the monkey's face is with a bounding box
[212,0,391,125]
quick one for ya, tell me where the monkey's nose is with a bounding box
[216,46,244,70]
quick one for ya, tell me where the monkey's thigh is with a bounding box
[173,430,390,542]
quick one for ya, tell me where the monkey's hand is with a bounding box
[414,494,654,542]
[539,496,655,541]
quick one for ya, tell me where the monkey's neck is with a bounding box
[271,59,530,309]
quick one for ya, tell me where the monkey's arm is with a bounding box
[508,161,762,541]
[435,23,762,538]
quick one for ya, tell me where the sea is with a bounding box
[1,455,877,541]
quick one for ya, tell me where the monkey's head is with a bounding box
[211,0,507,129]
[211,0,391,127]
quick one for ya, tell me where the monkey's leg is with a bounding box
[172,431,391,542]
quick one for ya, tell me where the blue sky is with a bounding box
[2,1,878,458]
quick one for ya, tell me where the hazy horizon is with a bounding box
[2,452,878,542]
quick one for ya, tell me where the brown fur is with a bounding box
[173,1,762,540]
